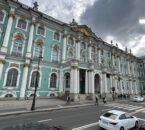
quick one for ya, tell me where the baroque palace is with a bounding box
[0,0,145,101]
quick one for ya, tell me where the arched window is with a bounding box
[17,19,27,29]
[52,46,59,62]
[68,37,74,46]
[12,39,23,56]
[30,71,40,88]
[34,44,42,58]
[6,68,18,87]
[54,32,60,41]
[50,73,57,88]
[0,11,4,22]
[37,26,45,35]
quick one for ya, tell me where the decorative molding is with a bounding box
[14,33,24,40]
[0,59,6,64]
[24,63,30,67]
[10,63,19,68]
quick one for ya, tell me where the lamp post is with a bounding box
[31,45,43,111]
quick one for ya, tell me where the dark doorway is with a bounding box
[94,74,100,94]
[80,69,85,94]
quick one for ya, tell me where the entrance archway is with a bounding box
[94,74,100,94]
[80,69,85,94]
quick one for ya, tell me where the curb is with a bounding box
[0,103,94,117]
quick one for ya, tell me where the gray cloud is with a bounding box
[80,0,145,56]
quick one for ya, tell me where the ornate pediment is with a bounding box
[72,25,93,37]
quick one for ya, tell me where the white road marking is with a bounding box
[105,103,143,111]
[129,108,145,115]
[72,122,99,130]
[38,119,52,123]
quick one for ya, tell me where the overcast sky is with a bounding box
[19,0,145,57]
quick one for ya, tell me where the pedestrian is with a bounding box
[66,95,70,104]
[95,95,99,106]
[103,96,107,104]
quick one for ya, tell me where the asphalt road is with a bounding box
[0,100,145,130]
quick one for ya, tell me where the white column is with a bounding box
[62,32,67,62]
[75,39,81,60]
[85,70,88,94]
[112,54,115,66]
[70,67,78,94]
[91,71,94,94]
[59,67,63,93]
[104,73,107,93]
[1,8,15,53]
[0,60,5,81]
[88,45,92,62]
[26,18,35,58]
[98,48,101,64]
[132,62,134,76]
[77,69,80,93]
[135,81,137,94]
[130,81,133,94]
[128,60,130,75]
[120,81,123,94]
[110,75,113,92]
[20,64,29,98]
[117,56,121,72]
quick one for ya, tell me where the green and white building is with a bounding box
[0,0,145,100]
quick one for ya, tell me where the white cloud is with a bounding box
[19,0,96,23]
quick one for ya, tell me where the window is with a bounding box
[30,71,40,88]
[54,32,60,41]
[68,37,74,46]
[37,26,45,36]
[103,112,118,120]
[12,39,23,56]
[50,73,57,88]
[65,73,70,88]
[0,11,4,22]
[119,114,126,120]
[52,46,59,62]
[34,44,42,58]
[6,68,18,87]
[17,19,27,29]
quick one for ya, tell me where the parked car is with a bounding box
[139,122,145,130]
[132,96,144,102]
[99,110,139,130]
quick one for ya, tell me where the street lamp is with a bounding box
[31,45,43,111]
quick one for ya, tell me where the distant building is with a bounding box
[0,0,145,100]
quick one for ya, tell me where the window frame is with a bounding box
[11,39,23,57]
[53,31,60,41]
[17,19,27,30]
[0,10,6,24]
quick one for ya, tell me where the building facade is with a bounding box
[0,0,145,100]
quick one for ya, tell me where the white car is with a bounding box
[99,110,139,130]
[132,96,144,102]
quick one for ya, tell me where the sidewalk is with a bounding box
[0,98,95,116]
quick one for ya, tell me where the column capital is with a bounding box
[24,63,30,68]
[0,59,6,64]
[9,8,15,18]
[63,30,68,38]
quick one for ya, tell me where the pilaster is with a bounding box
[26,17,35,58]
[0,59,6,82]
[62,30,67,62]
[1,8,15,53]
[20,63,30,98]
